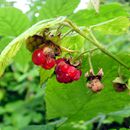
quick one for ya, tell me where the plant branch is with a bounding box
[64,19,130,70]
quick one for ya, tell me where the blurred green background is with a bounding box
[0,0,130,130]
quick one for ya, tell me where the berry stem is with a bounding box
[118,65,122,77]
[61,29,73,39]
[60,46,79,53]
[73,47,98,62]
[88,51,94,71]
[64,19,130,70]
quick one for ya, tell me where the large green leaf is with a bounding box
[0,7,30,36]
[91,16,130,35]
[70,3,128,26]
[39,68,54,85]
[13,44,31,73]
[38,0,80,20]
[45,54,130,129]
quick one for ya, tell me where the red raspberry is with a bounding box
[56,58,65,64]
[55,61,66,74]
[67,66,77,78]
[62,73,72,83]
[42,57,55,70]
[56,73,72,83]
[61,63,69,72]
[32,49,46,65]
[55,58,82,83]
[73,70,82,81]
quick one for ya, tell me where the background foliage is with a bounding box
[0,0,130,130]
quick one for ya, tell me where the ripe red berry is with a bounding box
[67,66,77,78]
[42,57,56,70]
[56,58,65,64]
[73,70,82,81]
[55,58,82,83]
[32,49,46,65]
[56,73,72,83]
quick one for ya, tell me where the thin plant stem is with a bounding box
[61,29,73,39]
[60,46,79,53]
[64,19,130,70]
[73,48,98,62]
[88,52,94,71]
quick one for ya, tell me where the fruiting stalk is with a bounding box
[88,52,94,71]
[64,19,130,70]
[60,46,79,53]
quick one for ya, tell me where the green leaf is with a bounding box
[45,54,130,127]
[39,68,54,85]
[13,44,31,73]
[91,16,130,35]
[70,3,128,26]
[0,37,12,52]
[21,125,54,130]
[0,17,66,77]
[61,34,85,51]
[0,7,30,36]
[38,0,80,20]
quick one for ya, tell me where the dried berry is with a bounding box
[85,69,104,92]
[87,78,104,92]
[113,77,127,92]
[26,35,44,52]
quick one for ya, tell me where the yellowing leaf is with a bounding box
[0,16,66,77]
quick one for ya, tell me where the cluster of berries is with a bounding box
[32,48,56,70]
[32,48,81,83]
[55,59,81,83]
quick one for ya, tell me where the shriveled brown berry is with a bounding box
[113,83,127,92]
[85,68,104,92]
[26,35,44,52]
[112,77,127,92]
[86,78,104,92]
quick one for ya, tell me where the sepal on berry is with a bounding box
[112,77,127,92]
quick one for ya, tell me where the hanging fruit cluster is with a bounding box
[55,58,81,83]
[26,31,82,84]
[26,29,128,93]
[25,30,104,91]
